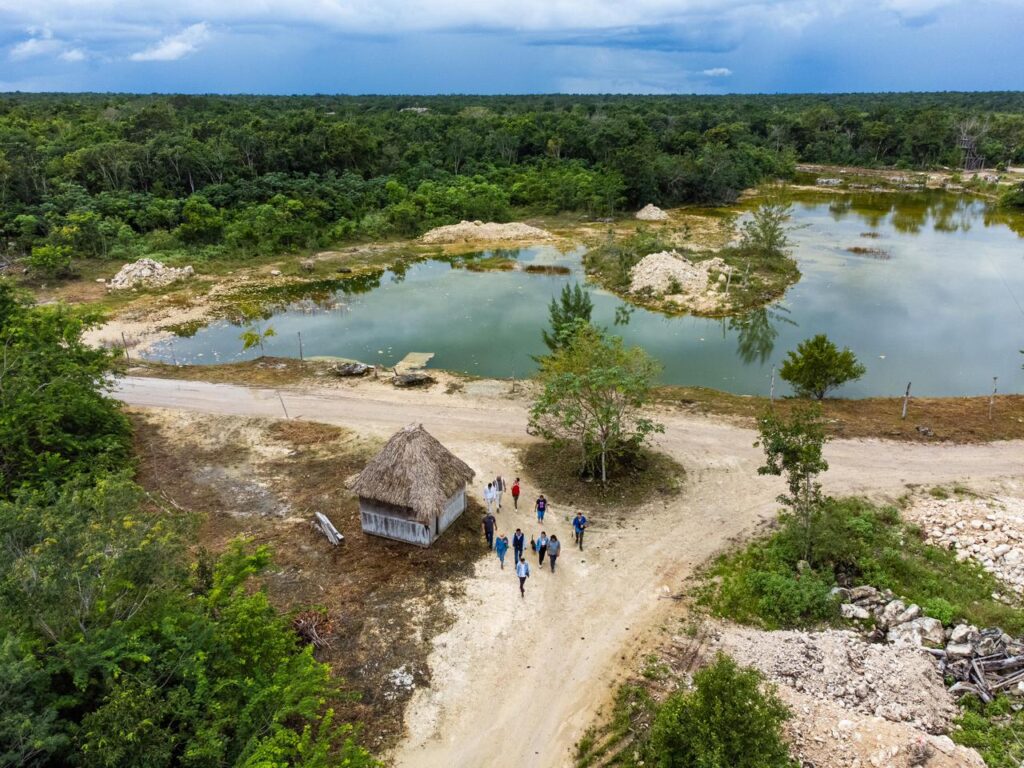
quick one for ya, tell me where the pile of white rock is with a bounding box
[903,495,1024,594]
[837,585,1024,699]
[108,258,195,290]
[635,203,669,221]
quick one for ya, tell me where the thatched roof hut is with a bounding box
[348,424,475,546]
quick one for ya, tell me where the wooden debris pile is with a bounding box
[293,609,332,650]
[930,628,1024,703]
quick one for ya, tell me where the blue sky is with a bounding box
[1,0,1022,94]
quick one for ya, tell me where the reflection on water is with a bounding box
[730,306,795,366]
[154,191,1024,398]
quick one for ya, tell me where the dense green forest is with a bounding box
[2,92,1024,269]
[0,280,377,767]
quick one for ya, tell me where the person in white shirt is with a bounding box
[493,476,505,510]
[483,482,496,514]
[516,556,531,597]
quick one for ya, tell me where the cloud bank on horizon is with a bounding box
[0,0,1021,93]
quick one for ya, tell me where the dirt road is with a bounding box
[113,376,1024,767]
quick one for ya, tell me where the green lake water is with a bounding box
[153,191,1024,398]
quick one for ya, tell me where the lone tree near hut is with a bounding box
[755,404,830,562]
[542,283,594,352]
[530,323,663,483]
[779,334,865,400]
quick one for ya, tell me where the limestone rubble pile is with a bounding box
[716,624,957,733]
[420,220,553,244]
[635,203,669,221]
[838,584,1024,702]
[903,495,1024,593]
[628,250,732,297]
[108,258,195,290]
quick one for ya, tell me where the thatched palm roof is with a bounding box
[348,424,475,524]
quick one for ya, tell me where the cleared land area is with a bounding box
[112,374,1024,766]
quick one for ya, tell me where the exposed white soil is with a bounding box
[420,220,553,244]
[108,258,195,290]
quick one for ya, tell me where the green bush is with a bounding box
[701,498,1024,633]
[779,334,866,399]
[28,244,73,277]
[646,654,795,768]
[922,597,957,625]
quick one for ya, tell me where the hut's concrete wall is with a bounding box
[359,499,430,547]
[436,487,466,538]
[358,486,466,547]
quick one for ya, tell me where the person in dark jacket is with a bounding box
[512,528,525,563]
[482,512,496,548]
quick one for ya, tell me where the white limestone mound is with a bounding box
[628,250,732,298]
[108,258,195,290]
[635,203,669,221]
[420,220,553,244]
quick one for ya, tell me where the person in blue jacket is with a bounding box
[516,556,530,597]
[535,531,549,566]
[494,534,509,569]
[572,512,588,550]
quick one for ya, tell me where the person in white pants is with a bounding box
[483,482,496,514]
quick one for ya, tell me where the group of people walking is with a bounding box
[481,475,588,598]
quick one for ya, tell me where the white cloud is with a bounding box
[7,26,89,62]
[0,0,971,36]
[702,67,732,76]
[59,47,87,62]
[8,27,62,60]
[129,22,210,61]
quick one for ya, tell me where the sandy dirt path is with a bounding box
[113,376,1024,767]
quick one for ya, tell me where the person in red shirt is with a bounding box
[511,477,521,510]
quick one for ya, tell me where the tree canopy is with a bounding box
[2,92,1023,272]
[530,323,663,483]
[779,334,866,400]
[0,279,377,767]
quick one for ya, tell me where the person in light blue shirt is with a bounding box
[535,531,549,566]
[516,556,530,597]
[495,534,509,569]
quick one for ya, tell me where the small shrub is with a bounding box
[28,244,73,278]
[922,597,957,625]
[646,654,795,768]
[954,696,1024,768]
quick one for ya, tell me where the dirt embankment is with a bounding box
[702,622,981,768]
